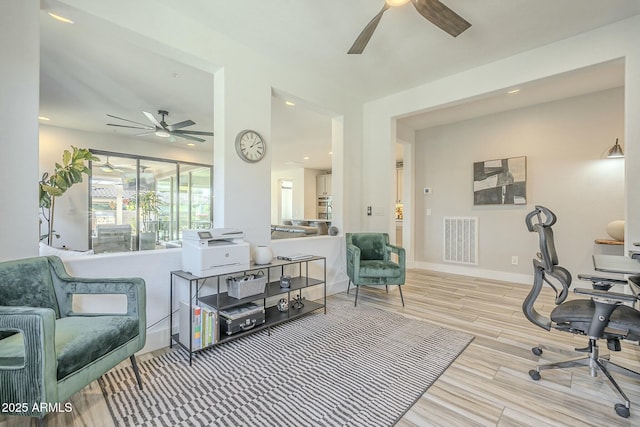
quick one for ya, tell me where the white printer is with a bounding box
[181,229,250,277]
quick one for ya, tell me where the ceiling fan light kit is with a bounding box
[386,0,411,6]
[349,0,471,55]
[106,109,213,143]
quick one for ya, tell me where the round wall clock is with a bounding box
[235,129,266,163]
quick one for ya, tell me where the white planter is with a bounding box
[254,245,273,265]
[606,220,624,241]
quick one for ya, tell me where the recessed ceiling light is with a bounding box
[38,116,50,121]
[386,0,410,6]
[303,156,310,160]
[507,88,520,94]
[48,12,74,24]
[285,101,295,106]
[329,151,333,155]
[187,143,195,147]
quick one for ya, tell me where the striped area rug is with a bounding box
[100,301,473,426]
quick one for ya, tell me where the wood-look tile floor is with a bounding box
[3,269,640,426]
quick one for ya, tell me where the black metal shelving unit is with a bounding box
[170,256,326,365]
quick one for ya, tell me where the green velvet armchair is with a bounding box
[0,256,146,421]
[346,233,406,306]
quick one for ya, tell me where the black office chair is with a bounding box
[524,205,640,418]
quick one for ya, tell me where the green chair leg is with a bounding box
[399,285,405,307]
[354,284,359,307]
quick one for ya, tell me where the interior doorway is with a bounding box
[279,180,293,224]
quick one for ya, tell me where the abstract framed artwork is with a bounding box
[473,156,526,205]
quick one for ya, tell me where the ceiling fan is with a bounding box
[348,0,471,54]
[106,110,213,143]
[99,157,151,174]
[99,156,119,173]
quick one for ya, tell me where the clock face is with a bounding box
[235,130,266,163]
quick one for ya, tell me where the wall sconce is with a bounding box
[607,138,624,158]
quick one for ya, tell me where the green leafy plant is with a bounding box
[126,190,163,232]
[39,146,99,245]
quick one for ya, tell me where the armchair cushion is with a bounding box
[0,315,138,379]
[55,316,139,379]
[359,260,403,278]
[349,233,387,260]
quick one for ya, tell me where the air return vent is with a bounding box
[443,217,478,265]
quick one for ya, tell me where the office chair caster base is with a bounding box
[529,369,541,381]
[615,403,630,418]
[531,347,543,356]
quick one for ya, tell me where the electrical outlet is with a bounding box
[511,256,519,265]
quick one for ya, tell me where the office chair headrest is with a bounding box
[525,205,557,232]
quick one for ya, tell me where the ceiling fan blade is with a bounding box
[167,119,196,131]
[174,133,205,143]
[143,111,164,129]
[171,130,214,136]
[348,3,390,54]
[135,131,156,136]
[413,0,471,37]
[107,123,153,130]
[106,114,154,128]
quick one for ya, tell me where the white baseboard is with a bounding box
[412,261,533,285]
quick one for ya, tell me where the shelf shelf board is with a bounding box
[266,277,324,295]
[172,300,326,351]
[198,277,325,311]
[264,300,324,326]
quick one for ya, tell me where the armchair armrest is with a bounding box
[47,254,145,318]
[346,243,361,280]
[385,244,406,267]
[0,306,58,414]
[53,278,145,318]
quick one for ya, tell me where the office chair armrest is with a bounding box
[578,274,627,291]
[574,288,638,304]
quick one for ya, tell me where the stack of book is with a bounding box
[179,301,218,350]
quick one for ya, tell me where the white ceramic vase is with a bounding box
[254,245,273,265]
[606,220,624,241]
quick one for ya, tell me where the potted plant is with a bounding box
[39,146,99,245]
[128,190,162,250]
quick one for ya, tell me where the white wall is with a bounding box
[414,88,624,282]
[0,0,40,260]
[363,16,640,283]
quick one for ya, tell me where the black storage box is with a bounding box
[219,303,265,336]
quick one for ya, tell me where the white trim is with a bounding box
[413,261,533,285]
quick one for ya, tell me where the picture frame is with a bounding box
[473,156,526,205]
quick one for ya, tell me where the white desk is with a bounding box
[593,254,640,298]
[593,254,640,275]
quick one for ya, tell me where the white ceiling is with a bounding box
[39,0,640,170]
